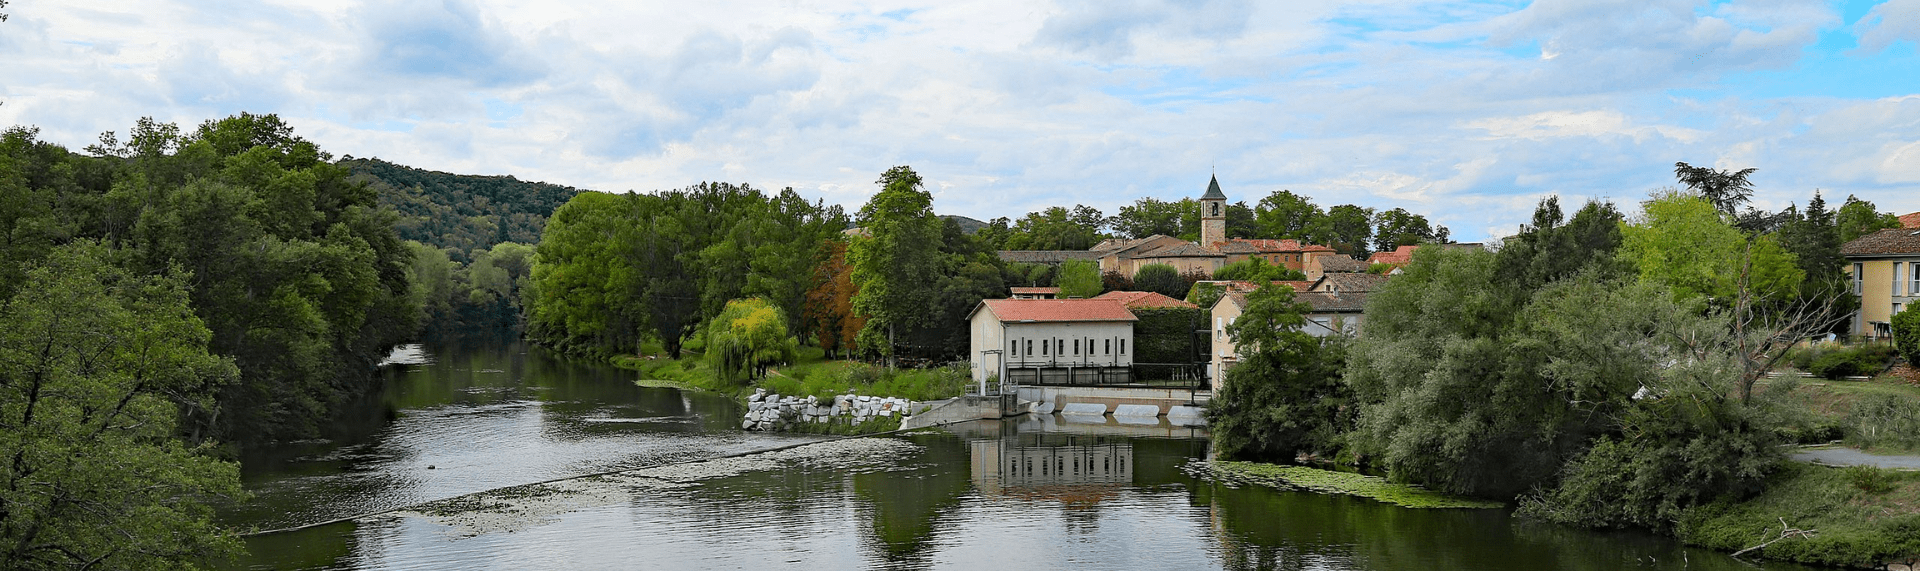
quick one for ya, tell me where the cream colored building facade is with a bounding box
[1843,228,1920,338]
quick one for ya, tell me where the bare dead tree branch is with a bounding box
[1731,517,1817,559]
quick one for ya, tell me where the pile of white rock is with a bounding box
[742,388,913,431]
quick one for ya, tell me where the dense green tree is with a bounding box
[1621,191,1803,302]
[849,167,945,362]
[1673,161,1756,215]
[1057,259,1102,298]
[1,115,417,444]
[1,243,244,570]
[974,216,1013,249]
[1518,284,1783,530]
[1001,205,1104,250]
[1836,194,1902,244]
[1492,197,1628,292]
[526,192,647,355]
[1773,192,1843,282]
[1132,263,1189,299]
[1210,283,1349,460]
[1111,197,1191,239]
[1253,190,1326,240]
[909,218,1010,358]
[1323,204,1376,258]
[1213,256,1306,282]
[1371,207,1449,253]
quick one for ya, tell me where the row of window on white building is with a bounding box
[1007,337,1126,359]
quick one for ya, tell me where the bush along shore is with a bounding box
[742,389,924,433]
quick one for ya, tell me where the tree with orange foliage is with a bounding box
[806,240,865,359]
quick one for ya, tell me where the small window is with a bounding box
[1854,263,1865,295]
[1105,339,1111,354]
[1057,339,1064,354]
[1009,339,1017,357]
[1119,339,1127,355]
[1073,339,1079,355]
[1041,339,1047,356]
[1898,263,1906,296]
[1026,339,1033,355]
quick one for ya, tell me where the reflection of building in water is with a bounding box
[970,436,1132,498]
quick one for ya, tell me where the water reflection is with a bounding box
[229,342,1824,571]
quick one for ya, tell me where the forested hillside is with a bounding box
[342,157,580,262]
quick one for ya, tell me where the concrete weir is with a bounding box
[903,387,1210,429]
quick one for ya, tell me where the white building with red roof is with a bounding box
[967,298,1139,386]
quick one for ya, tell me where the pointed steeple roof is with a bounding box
[1200,175,1227,200]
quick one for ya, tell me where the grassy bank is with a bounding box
[1679,462,1920,567]
[611,344,969,402]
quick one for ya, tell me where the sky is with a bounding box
[2,0,1918,242]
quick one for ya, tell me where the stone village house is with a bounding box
[1206,274,1382,390]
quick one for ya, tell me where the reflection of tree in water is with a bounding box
[1199,482,1803,571]
[853,436,972,570]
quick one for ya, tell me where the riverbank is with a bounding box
[1676,368,1920,568]
[1678,461,1920,568]
[605,343,967,434]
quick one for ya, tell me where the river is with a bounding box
[223,340,1822,570]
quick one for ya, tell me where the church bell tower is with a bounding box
[1200,175,1227,249]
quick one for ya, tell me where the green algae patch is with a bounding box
[1199,460,1503,509]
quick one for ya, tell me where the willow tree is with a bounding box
[704,298,799,385]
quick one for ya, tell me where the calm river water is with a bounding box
[223,341,1823,570]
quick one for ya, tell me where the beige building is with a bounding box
[1842,228,1920,338]
[968,299,1139,386]
[1208,287,1371,390]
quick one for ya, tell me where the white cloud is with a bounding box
[1461,110,1705,143]
[1,0,1916,240]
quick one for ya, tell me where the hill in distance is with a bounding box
[341,158,582,262]
[942,214,988,234]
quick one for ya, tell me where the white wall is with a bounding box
[971,310,1134,382]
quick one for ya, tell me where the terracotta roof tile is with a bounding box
[1841,228,1920,257]
[1901,212,1920,229]
[1095,290,1199,309]
[1010,287,1059,295]
[1367,245,1419,265]
[976,299,1139,323]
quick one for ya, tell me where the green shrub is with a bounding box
[1844,465,1895,494]
[1845,393,1920,452]
[1894,304,1920,366]
[1808,343,1895,379]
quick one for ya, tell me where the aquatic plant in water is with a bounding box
[1193,460,1504,509]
